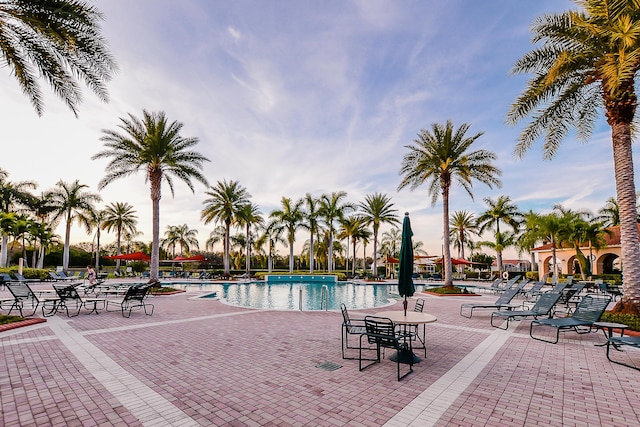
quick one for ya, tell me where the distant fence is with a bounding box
[265,275,338,284]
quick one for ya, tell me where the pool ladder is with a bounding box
[298,284,329,311]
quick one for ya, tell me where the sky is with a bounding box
[0,0,630,261]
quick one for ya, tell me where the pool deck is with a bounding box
[2,279,640,426]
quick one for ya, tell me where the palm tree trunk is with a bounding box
[352,238,357,276]
[309,233,314,274]
[372,228,378,278]
[37,245,45,269]
[0,235,7,267]
[224,222,231,275]
[611,122,640,314]
[442,186,453,287]
[328,232,334,273]
[95,229,101,271]
[246,224,251,275]
[289,238,294,273]
[116,225,122,273]
[63,216,72,272]
[150,173,161,282]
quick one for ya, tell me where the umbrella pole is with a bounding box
[403,296,408,316]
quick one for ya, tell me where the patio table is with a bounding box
[375,310,437,363]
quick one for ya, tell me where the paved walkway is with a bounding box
[2,282,640,426]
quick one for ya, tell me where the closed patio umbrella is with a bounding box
[398,212,415,316]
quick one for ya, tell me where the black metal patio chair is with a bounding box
[490,292,562,330]
[460,288,520,319]
[359,316,413,381]
[105,284,154,318]
[340,303,367,360]
[530,295,612,344]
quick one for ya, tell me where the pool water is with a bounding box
[163,281,393,310]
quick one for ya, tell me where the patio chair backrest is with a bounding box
[414,299,425,313]
[489,278,503,289]
[495,288,519,305]
[125,284,151,303]
[550,282,568,293]
[564,283,585,300]
[501,275,522,290]
[341,303,355,329]
[6,282,35,300]
[54,284,81,302]
[531,292,562,315]
[565,276,574,286]
[513,278,530,291]
[571,295,612,323]
[528,281,545,294]
[364,316,399,348]
[1,272,14,282]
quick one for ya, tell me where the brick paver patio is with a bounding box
[1,280,640,426]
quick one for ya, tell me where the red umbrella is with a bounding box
[104,251,151,261]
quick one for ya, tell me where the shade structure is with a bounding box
[398,212,415,315]
[172,255,206,262]
[104,251,151,261]
[434,257,472,265]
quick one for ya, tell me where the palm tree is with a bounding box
[0,170,36,267]
[0,0,117,116]
[359,193,399,278]
[81,208,106,271]
[201,180,249,276]
[94,110,209,282]
[269,197,304,273]
[520,211,565,278]
[255,220,286,273]
[205,225,226,252]
[380,227,402,258]
[236,203,263,275]
[162,225,180,259]
[102,202,138,273]
[340,215,371,276]
[507,1,640,313]
[49,179,101,272]
[597,197,620,227]
[175,224,199,256]
[399,120,501,287]
[478,231,517,274]
[476,196,523,273]
[319,191,355,273]
[301,193,322,274]
[449,210,477,259]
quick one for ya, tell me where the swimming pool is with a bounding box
[163,281,395,311]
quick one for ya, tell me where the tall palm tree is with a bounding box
[359,192,399,278]
[519,211,565,278]
[449,210,477,259]
[0,170,36,267]
[269,197,304,273]
[596,196,632,227]
[201,180,249,276]
[476,196,523,273]
[49,179,101,272]
[339,215,370,276]
[94,110,209,282]
[507,0,640,313]
[319,191,355,273]
[205,225,226,252]
[0,0,117,116]
[162,225,180,259]
[102,202,138,273]
[380,227,402,258]
[301,193,322,274]
[175,224,199,256]
[236,203,263,275]
[255,220,286,273]
[81,208,105,271]
[399,120,501,287]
